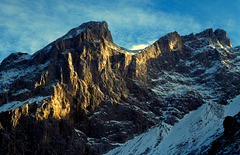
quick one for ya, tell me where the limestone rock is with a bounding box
[0,21,239,154]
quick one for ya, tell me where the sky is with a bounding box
[0,0,239,63]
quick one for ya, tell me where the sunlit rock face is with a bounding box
[0,21,240,154]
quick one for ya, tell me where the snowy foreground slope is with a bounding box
[106,96,240,155]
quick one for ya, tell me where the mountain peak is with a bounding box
[196,28,215,38]
[214,29,232,47]
[57,21,113,43]
[195,28,232,47]
[154,31,182,52]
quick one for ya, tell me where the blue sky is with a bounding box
[0,0,239,62]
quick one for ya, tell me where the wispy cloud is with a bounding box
[130,44,149,50]
[130,40,156,50]
[0,0,239,62]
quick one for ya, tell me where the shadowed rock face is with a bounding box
[0,21,239,154]
[201,112,240,154]
[214,29,232,47]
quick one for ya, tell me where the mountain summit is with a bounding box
[0,21,240,154]
[56,21,113,43]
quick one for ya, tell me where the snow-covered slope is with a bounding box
[0,96,50,113]
[106,95,240,155]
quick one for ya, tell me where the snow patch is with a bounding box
[225,95,240,116]
[74,128,85,136]
[204,63,219,74]
[12,88,30,96]
[13,54,31,63]
[105,123,171,155]
[0,96,50,113]
[0,67,34,86]
[61,27,86,40]
[0,59,51,90]
[44,45,53,53]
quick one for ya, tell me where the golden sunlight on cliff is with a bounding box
[169,41,177,51]
[35,71,49,88]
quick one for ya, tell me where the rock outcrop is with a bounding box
[201,112,240,154]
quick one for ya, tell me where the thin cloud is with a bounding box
[0,0,239,62]
[130,40,156,50]
[131,44,149,50]
[0,0,202,52]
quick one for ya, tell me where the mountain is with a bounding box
[0,21,240,154]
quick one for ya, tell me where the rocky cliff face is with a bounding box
[200,99,240,154]
[0,21,239,154]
